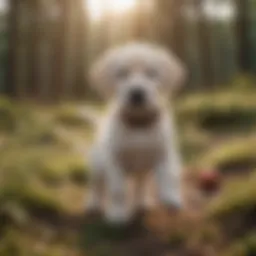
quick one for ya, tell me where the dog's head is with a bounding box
[90,43,187,128]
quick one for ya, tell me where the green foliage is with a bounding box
[0,97,17,132]
[199,138,256,172]
[169,229,188,248]
[223,233,256,256]
[177,91,256,133]
[0,89,255,256]
[0,97,91,231]
[231,74,256,91]
[179,127,211,163]
[0,143,88,186]
[207,172,256,220]
[80,219,137,256]
[0,176,64,219]
[38,151,88,185]
[16,123,64,146]
[0,229,26,256]
[55,105,94,128]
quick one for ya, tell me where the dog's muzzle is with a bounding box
[120,106,159,129]
[128,88,145,107]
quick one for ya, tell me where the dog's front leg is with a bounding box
[156,145,183,211]
[104,156,130,224]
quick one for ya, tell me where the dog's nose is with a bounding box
[129,88,145,106]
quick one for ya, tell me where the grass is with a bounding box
[38,151,88,185]
[0,144,89,187]
[0,175,65,222]
[55,104,96,129]
[0,86,256,256]
[176,91,256,134]
[207,172,256,221]
[0,98,91,229]
[0,97,18,132]
[179,126,211,163]
[198,137,256,173]
[222,233,256,256]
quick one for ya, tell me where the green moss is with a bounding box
[169,229,188,247]
[39,152,88,185]
[17,124,64,146]
[177,91,256,133]
[0,141,87,185]
[192,224,221,245]
[179,128,211,163]
[199,138,256,172]
[0,178,64,219]
[231,74,256,90]
[222,233,256,256]
[55,105,94,128]
[0,229,26,256]
[0,97,17,132]
[207,173,256,220]
[80,218,138,253]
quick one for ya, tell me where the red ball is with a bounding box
[198,170,221,193]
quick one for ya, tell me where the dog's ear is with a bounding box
[89,51,116,99]
[160,50,187,94]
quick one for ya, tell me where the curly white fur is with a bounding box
[86,43,187,224]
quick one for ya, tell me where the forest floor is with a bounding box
[0,87,256,256]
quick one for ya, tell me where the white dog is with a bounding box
[86,43,187,224]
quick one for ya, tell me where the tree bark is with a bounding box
[196,0,214,87]
[236,0,251,73]
[170,0,186,60]
[6,0,19,96]
[154,0,174,48]
[26,0,41,98]
[51,0,69,99]
[72,0,89,99]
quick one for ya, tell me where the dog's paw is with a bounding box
[160,194,183,214]
[104,206,131,226]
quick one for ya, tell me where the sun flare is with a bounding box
[87,0,137,20]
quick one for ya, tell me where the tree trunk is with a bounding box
[6,0,19,96]
[170,0,186,60]
[131,0,152,41]
[51,0,69,99]
[72,0,89,99]
[196,0,214,87]
[26,0,41,98]
[154,0,186,58]
[154,0,175,48]
[236,0,251,73]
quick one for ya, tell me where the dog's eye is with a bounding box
[115,68,129,80]
[145,68,159,79]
